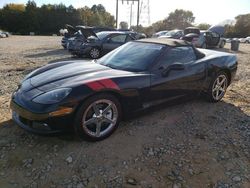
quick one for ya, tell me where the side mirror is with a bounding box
[106,38,111,43]
[161,63,185,77]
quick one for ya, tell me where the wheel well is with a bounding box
[91,46,101,50]
[221,69,231,85]
[74,91,124,116]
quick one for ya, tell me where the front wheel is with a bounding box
[74,94,122,141]
[89,47,101,59]
[206,72,228,102]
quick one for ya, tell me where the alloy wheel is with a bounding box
[212,74,228,100]
[82,99,118,138]
[90,48,100,59]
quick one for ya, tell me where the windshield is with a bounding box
[98,42,165,72]
[166,30,177,36]
[96,32,110,40]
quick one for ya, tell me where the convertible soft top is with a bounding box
[138,38,191,47]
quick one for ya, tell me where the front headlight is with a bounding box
[32,88,72,104]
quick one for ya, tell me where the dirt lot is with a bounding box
[0,36,249,188]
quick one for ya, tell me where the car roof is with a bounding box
[138,38,191,47]
[185,27,199,30]
[97,31,130,35]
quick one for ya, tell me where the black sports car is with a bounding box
[10,38,237,141]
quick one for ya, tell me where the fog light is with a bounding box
[49,107,73,117]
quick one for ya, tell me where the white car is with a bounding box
[239,37,250,43]
[152,30,168,38]
[0,33,6,38]
[244,37,250,43]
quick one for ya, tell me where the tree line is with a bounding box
[0,1,249,38]
[0,1,115,35]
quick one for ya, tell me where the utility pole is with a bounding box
[137,0,140,29]
[116,0,119,28]
[115,0,140,29]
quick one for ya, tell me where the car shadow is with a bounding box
[25,49,70,58]
[215,47,246,54]
[1,95,249,144]
[123,95,196,120]
[48,56,92,64]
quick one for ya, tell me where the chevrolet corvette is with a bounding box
[10,38,237,141]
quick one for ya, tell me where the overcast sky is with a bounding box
[1,0,250,26]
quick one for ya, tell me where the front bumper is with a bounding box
[10,101,74,134]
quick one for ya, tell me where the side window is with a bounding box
[158,47,196,66]
[126,35,133,42]
[110,35,127,43]
[212,32,219,38]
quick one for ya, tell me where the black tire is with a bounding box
[89,47,101,59]
[206,72,228,102]
[219,41,225,48]
[74,93,122,141]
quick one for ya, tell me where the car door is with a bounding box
[204,31,213,46]
[102,34,127,54]
[211,32,220,46]
[149,46,206,102]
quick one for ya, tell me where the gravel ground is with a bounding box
[0,36,249,188]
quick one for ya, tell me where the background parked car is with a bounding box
[225,38,232,43]
[0,30,9,38]
[239,37,250,43]
[182,26,226,48]
[69,31,136,58]
[61,24,115,49]
[151,30,168,38]
[158,29,183,39]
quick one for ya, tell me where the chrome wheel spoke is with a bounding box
[216,90,220,99]
[85,117,97,126]
[219,87,225,92]
[102,103,112,115]
[103,116,114,124]
[93,104,100,116]
[219,77,226,86]
[95,122,102,137]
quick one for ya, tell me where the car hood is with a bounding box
[76,26,97,38]
[65,24,77,33]
[26,61,140,91]
[208,25,225,35]
[199,49,235,59]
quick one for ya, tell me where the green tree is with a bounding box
[119,21,128,29]
[234,14,250,37]
[0,3,115,34]
[0,4,25,33]
[24,0,39,34]
[164,9,195,29]
[197,23,211,30]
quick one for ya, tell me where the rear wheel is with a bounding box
[219,40,225,48]
[74,94,122,141]
[206,72,228,102]
[89,47,101,59]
